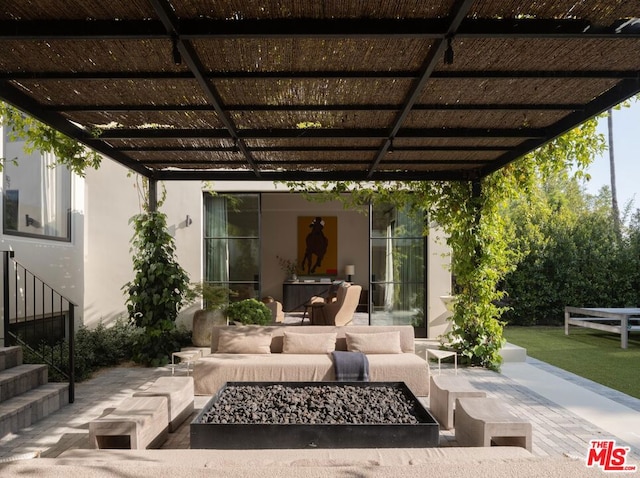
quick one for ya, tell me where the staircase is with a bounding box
[0,346,69,438]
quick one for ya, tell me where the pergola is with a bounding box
[0,1,638,183]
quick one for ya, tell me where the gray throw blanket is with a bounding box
[332,351,369,381]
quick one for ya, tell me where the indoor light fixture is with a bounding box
[345,264,355,282]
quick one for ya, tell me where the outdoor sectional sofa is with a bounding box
[193,325,430,397]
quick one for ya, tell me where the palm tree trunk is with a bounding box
[608,108,622,239]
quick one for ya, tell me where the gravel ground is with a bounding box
[197,383,423,425]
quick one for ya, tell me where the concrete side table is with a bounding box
[429,375,487,430]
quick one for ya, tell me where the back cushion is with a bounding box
[345,331,403,354]
[216,328,272,354]
[282,332,337,354]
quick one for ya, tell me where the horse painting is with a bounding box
[301,217,329,274]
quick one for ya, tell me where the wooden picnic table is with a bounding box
[564,307,640,349]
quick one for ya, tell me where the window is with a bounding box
[370,202,426,331]
[2,129,71,241]
[203,193,260,300]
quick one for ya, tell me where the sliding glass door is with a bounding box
[203,193,260,301]
[370,202,426,336]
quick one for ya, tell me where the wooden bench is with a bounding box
[455,397,532,451]
[429,375,486,430]
[133,376,194,432]
[89,396,168,449]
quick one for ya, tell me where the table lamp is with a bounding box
[345,264,355,282]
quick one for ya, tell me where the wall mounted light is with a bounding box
[25,214,41,228]
[186,215,193,227]
[345,264,355,282]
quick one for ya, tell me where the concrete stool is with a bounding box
[133,376,194,432]
[429,375,486,430]
[455,397,532,451]
[89,396,168,449]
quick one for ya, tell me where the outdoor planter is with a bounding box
[192,309,226,347]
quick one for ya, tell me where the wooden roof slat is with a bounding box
[0,0,637,182]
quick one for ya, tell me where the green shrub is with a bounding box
[226,298,272,325]
[22,317,142,382]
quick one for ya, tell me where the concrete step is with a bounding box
[0,382,69,438]
[0,347,23,372]
[0,364,48,402]
[500,342,527,363]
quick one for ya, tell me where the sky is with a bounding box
[582,99,640,209]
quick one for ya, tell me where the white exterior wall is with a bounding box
[82,159,139,327]
[427,229,453,339]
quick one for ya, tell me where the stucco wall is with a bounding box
[427,229,453,339]
[82,159,140,327]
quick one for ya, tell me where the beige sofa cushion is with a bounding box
[283,331,337,354]
[345,331,402,354]
[217,329,272,354]
[210,325,416,353]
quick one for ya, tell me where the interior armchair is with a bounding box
[311,284,362,326]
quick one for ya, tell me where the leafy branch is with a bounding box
[0,102,101,177]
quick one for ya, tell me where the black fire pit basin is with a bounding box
[191,381,439,449]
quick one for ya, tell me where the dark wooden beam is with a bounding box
[481,79,640,176]
[0,17,637,40]
[117,145,509,153]
[97,127,544,140]
[139,158,486,165]
[4,70,637,81]
[151,169,478,182]
[51,102,584,112]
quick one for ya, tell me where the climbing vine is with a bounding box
[123,180,193,366]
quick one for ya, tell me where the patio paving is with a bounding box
[0,342,639,468]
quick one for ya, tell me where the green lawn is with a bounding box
[503,326,640,399]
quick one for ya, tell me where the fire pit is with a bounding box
[191,381,439,449]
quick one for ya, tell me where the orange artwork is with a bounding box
[297,216,338,276]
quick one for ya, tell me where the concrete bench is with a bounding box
[429,375,486,430]
[89,396,168,449]
[455,397,532,451]
[133,376,194,432]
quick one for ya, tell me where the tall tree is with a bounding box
[608,108,622,238]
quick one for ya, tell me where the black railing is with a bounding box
[2,251,75,403]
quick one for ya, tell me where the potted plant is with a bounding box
[226,298,273,326]
[277,255,299,281]
[191,283,235,346]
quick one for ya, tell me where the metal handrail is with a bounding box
[2,251,75,403]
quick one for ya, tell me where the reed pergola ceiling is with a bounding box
[0,0,639,181]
